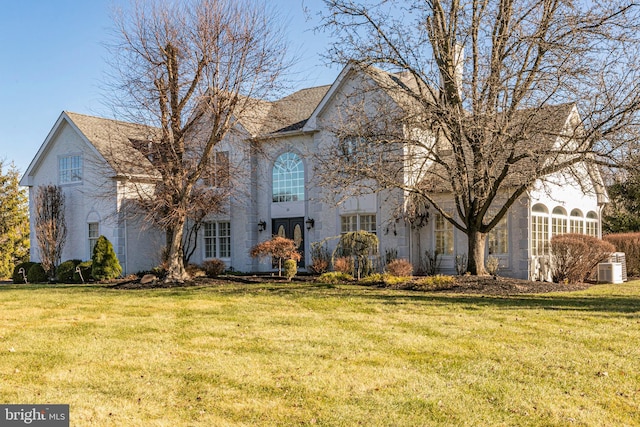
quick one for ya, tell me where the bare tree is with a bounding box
[34,185,67,280]
[107,0,290,282]
[315,0,640,275]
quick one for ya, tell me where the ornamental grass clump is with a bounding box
[386,258,413,277]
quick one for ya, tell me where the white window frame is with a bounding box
[551,206,568,237]
[340,214,377,234]
[570,209,584,234]
[203,221,231,259]
[59,154,83,184]
[88,222,99,257]
[531,204,549,256]
[586,211,598,237]
[272,152,305,203]
[487,215,508,255]
[434,213,454,256]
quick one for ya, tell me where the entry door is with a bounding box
[272,217,305,267]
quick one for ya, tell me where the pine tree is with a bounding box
[91,236,122,281]
[0,161,29,278]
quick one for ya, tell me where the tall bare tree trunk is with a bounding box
[467,229,487,276]
[165,219,189,283]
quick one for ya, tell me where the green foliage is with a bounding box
[283,259,297,281]
[604,176,640,233]
[550,234,615,284]
[317,271,354,284]
[414,275,457,291]
[12,262,36,284]
[202,259,226,278]
[603,232,640,276]
[57,259,83,283]
[27,263,48,283]
[92,236,122,281]
[0,161,29,278]
[333,231,379,279]
[74,261,93,283]
[359,273,385,285]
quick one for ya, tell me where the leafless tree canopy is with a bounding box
[315,0,640,274]
[34,185,67,279]
[107,0,290,281]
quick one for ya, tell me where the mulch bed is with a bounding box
[108,273,598,295]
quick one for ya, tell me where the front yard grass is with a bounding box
[0,280,639,426]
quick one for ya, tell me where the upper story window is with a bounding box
[59,155,82,184]
[272,152,304,203]
[202,151,229,188]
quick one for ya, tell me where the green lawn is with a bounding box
[1,280,639,426]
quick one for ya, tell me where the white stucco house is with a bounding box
[20,63,608,280]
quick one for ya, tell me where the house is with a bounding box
[20,63,608,280]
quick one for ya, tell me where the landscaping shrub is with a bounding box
[74,261,93,283]
[317,271,354,284]
[249,236,301,276]
[486,256,500,276]
[283,259,297,281]
[12,262,36,284]
[27,263,48,283]
[56,259,82,283]
[550,233,615,284]
[603,232,640,276]
[333,256,354,274]
[308,242,331,274]
[333,231,378,279]
[92,236,122,281]
[382,274,412,287]
[202,259,226,277]
[386,258,413,277]
[359,273,384,285]
[185,264,206,278]
[414,275,457,291]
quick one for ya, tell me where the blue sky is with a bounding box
[0,0,339,174]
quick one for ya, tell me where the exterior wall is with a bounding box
[24,120,120,267]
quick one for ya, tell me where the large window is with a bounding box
[204,221,231,259]
[272,152,304,202]
[532,204,549,256]
[88,222,99,257]
[488,216,508,255]
[551,206,568,237]
[59,155,82,183]
[202,151,229,187]
[434,213,454,255]
[570,209,584,234]
[586,211,598,236]
[341,214,377,234]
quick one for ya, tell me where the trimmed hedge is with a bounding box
[550,234,615,284]
[74,261,93,283]
[27,263,48,283]
[57,259,83,283]
[603,232,640,276]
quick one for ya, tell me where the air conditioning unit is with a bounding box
[608,252,627,282]
[597,262,623,284]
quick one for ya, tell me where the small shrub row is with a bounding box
[603,232,640,276]
[318,272,354,284]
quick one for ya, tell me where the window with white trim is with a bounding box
[586,211,598,236]
[88,222,99,257]
[570,209,584,234]
[551,206,568,237]
[532,204,549,256]
[272,152,304,202]
[59,155,82,183]
[341,214,377,234]
[203,221,231,259]
[202,151,229,187]
[488,215,508,255]
[434,213,454,255]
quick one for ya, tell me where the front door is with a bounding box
[272,217,305,267]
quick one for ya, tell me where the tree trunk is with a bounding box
[164,218,190,283]
[467,229,488,276]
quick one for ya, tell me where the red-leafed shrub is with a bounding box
[550,234,615,284]
[386,258,413,277]
[333,256,354,275]
[202,259,226,277]
[249,236,301,276]
[603,232,640,277]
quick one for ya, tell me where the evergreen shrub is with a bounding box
[57,259,82,283]
[74,261,93,283]
[27,263,48,283]
[91,236,122,281]
[12,262,36,284]
[283,259,297,281]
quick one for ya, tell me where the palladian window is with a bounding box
[272,152,304,202]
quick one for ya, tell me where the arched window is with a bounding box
[531,204,549,255]
[551,206,567,237]
[570,209,584,234]
[272,152,304,203]
[586,211,598,236]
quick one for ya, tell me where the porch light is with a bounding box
[258,220,267,232]
[305,218,315,230]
